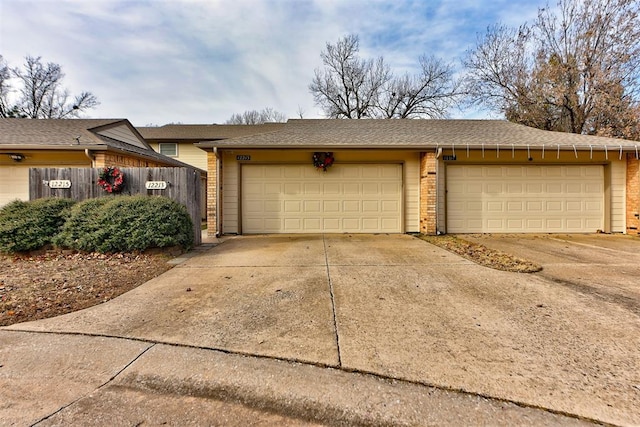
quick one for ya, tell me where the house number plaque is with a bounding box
[47,180,72,189]
[236,155,251,161]
[145,181,168,190]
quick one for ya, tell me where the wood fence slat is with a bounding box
[29,167,202,245]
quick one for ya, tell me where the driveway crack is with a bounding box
[31,342,156,426]
[322,234,342,367]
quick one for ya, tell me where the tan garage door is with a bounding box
[242,164,402,233]
[0,166,29,207]
[447,165,604,233]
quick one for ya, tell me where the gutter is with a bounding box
[194,143,640,156]
[84,149,95,166]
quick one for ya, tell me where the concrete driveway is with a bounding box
[3,234,640,425]
[463,233,640,316]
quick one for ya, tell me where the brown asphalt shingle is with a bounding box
[197,119,638,150]
[0,119,123,146]
[137,123,286,140]
[0,118,199,169]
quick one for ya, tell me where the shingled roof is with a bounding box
[0,119,125,146]
[196,119,639,151]
[0,118,197,168]
[137,123,285,140]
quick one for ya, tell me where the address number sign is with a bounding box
[145,181,168,190]
[48,180,72,189]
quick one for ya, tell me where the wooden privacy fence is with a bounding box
[29,167,202,246]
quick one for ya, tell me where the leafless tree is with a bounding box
[464,0,640,139]
[310,34,460,119]
[379,55,460,119]
[225,107,287,124]
[0,55,99,119]
[0,55,15,118]
[309,34,391,118]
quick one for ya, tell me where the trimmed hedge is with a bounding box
[54,195,194,253]
[0,196,194,254]
[52,198,113,252]
[0,198,76,253]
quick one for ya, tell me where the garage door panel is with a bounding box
[242,164,402,233]
[265,183,281,193]
[507,219,523,229]
[381,200,399,212]
[507,201,523,212]
[265,202,281,213]
[447,165,603,233]
[245,200,264,212]
[265,168,282,178]
[343,200,360,212]
[304,218,322,230]
[303,200,321,212]
[343,183,359,194]
[323,200,340,212]
[322,220,339,232]
[284,200,301,212]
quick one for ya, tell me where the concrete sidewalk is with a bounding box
[2,234,639,425]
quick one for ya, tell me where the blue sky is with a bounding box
[0,0,544,126]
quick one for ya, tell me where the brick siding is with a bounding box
[419,152,437,235]
[94,153,167,168]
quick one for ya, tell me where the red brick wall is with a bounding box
[94,153,167,168]
[626,153,640,235]
[420,152,437,235]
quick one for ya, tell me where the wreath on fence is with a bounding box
[97,167,125,193]
[313,152,334,171]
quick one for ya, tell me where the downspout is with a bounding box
[214,147,221,237]
[84,149,95,167]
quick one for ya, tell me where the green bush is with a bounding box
[52,198,112,252]
[0,198,76,253]
[55,195,194,253]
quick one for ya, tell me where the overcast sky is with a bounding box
[0,0,545,127]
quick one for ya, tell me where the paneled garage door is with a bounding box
[242,164,402,233]
[0,166,29,207]
[447,165,604,233]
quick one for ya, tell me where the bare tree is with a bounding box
[309,34,391,118]
[379,55,460,119]
[310,34,459,119]
[0,55,16,118]
[225,107,287,124]
[464,0,640,139]
[0,55,99,119]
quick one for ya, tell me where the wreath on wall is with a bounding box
[313,152,335,171]
[97,167,125,193]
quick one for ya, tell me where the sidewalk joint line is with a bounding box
[5,329,608,426]
[30,342,156,426]
[322,233,342,367]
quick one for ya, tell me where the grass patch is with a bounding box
[419,234,542,273]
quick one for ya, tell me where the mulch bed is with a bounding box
[419,234,542,273]
[0,252,173,327]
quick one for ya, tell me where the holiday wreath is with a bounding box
[312,152,334,171]
[97,167,125,193]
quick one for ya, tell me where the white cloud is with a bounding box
[0,0,545,125]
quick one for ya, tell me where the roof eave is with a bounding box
[196,143,640,151]
[0,144,108,151]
